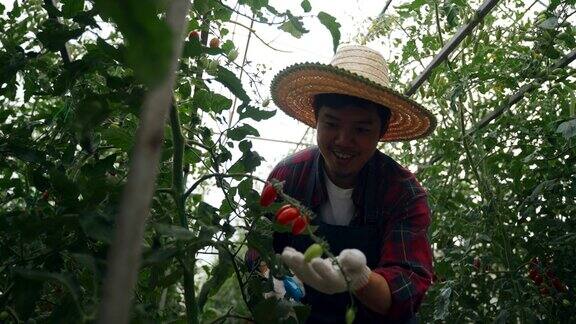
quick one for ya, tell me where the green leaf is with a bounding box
[279,13,308,38]
[396,0,428,12]
[442,1,460,29]
[155,223,195,240]
[62,0,85,18]
[556,118,576,139]
[539,17,558,29]
[79,212,114,243]
[142,247,179,266]
[179,82,192,98]
[182,38,223,58]
[102,125,134,150]
[214,5,232,22]
[184,147,202,164]
[96,38,124,63]
[300,0,311,12]
[494,309,510,324]
[197,249,235,311]
[402,39,417,61]
[238,0,269,11]
[36,19,84,51]
[93,0,172,86]
[216,65,250,103]
[15,269,81,303]
[237,177,253,196]
[193,88,232,114]
[433,286,452,320]
[558,32,576,48]
[317,12,341,53]
[227,124,259,140]
[12,272,43,319]
[237,104,277,121]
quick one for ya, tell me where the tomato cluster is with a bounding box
[259,183,308,235]
[187,30,220,48]
[528,257,567,296]
[276,204,308,235]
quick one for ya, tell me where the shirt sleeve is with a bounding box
[373,192,434,321]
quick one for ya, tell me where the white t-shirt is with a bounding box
[320,172,355,226]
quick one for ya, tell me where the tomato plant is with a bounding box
[1,0,575,322]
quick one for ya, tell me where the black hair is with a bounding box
[312,93,391,136]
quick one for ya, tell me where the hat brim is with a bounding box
[270,63,436,142]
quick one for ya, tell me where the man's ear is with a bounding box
[380,119,390,137]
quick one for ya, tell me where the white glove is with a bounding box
[281,247,371,295]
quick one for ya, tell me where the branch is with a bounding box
[465,49,576,136]
[246,135,314,146]
[184,173,264,199]
[405,0,501,96]
[227,19,291,53]
[96,1,191,323]
[379,0,393,17]
[170,101,187,228]
[43,0,71,64]
[215,0,286,26]
[229,14,256,127]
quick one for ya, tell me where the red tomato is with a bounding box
[552,278,566,292]
[528,269,539,280]
[533,274,543,286]
[259,184,277,207]
[473,258,481,270]
[188,30,200,41]
[276,205,298,224]
[291,216,308,235]
[209,37,220,48]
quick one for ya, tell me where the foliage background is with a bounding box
[0,0,575,323]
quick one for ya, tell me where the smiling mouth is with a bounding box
[333,150,355,160]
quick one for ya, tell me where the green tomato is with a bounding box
[345,307,356,324]
[304,243,323,263]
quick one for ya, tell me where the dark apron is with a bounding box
[284,151,417,324]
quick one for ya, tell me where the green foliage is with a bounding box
[317,12,341,54]
[94,0,173,86]
[364,0,576,322]
[0,0,329,323]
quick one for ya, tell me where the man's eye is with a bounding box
[357,128,370,133]
[325,122,337,127]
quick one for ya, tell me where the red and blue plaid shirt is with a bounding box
[267,146,434,321]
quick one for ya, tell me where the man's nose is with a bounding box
[334,128,354,146]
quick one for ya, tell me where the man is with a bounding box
[264,45,436,323]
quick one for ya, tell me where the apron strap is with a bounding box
[304,149,321,209]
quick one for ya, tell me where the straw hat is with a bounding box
[270,45,436,142]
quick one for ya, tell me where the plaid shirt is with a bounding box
[267,146,434,322]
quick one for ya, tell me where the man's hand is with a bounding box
[281,247,371,294]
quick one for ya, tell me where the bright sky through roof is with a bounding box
[224,0,386,182]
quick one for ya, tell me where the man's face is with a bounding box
[316,104,382,188]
